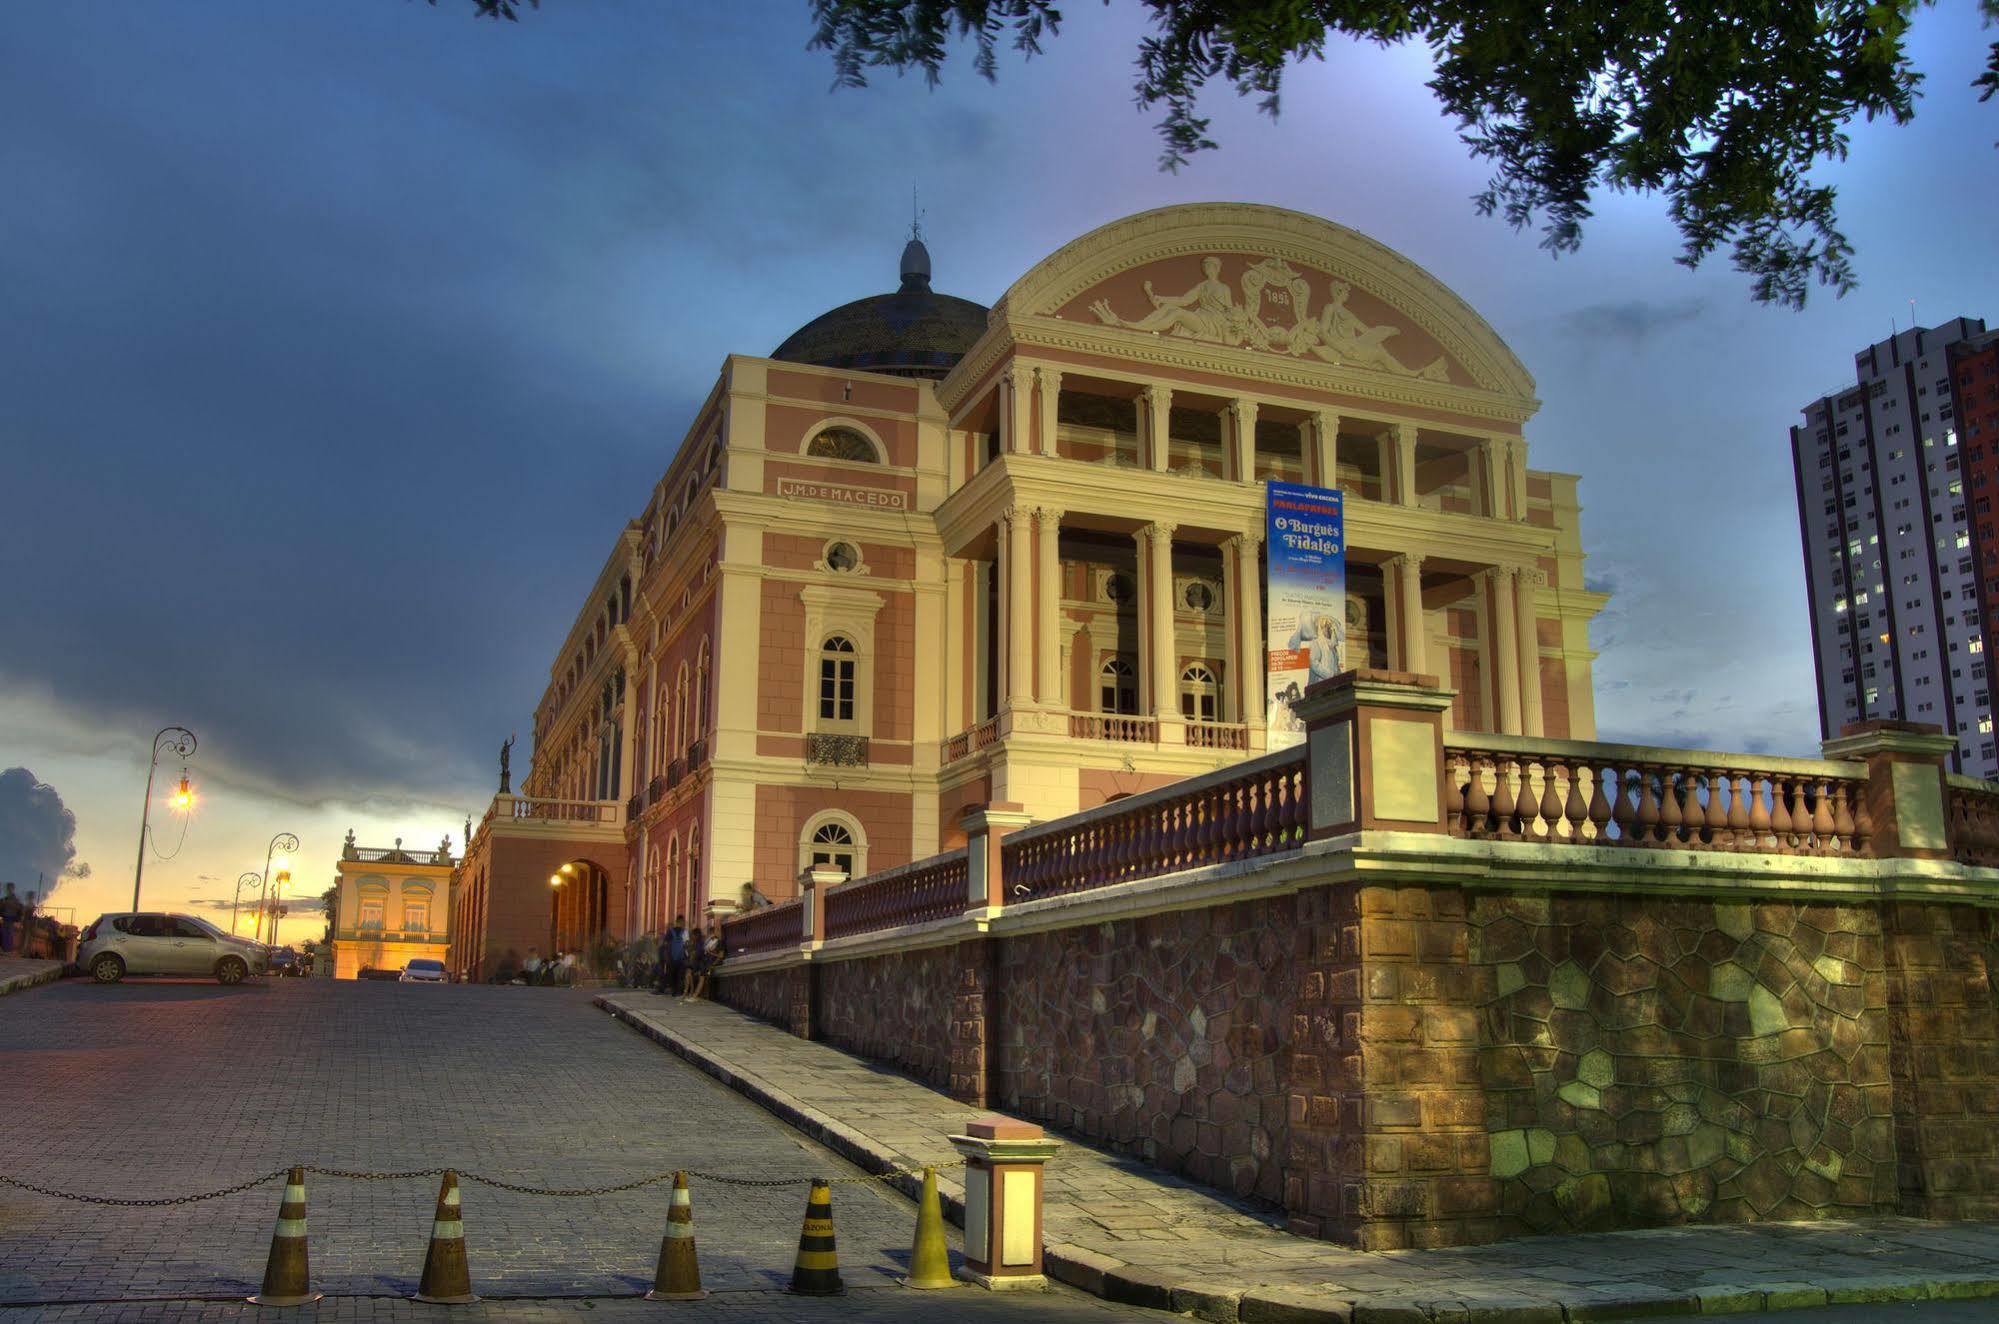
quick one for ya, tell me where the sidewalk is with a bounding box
[597,992,1999,1322]
[0,960,63,998]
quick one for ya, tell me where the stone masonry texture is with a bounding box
[717,873,1999,1250]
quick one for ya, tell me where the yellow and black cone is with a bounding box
[645,1170,707,1301]
[414,1169,479,1304]
[249,1166,323,1306]
[788,1179,844,1296]
[901,1165,958,1290]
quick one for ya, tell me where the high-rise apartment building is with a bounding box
[1791,318,1994,777]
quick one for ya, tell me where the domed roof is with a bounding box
[772,238,989,380]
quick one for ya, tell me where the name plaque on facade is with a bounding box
[777,477,909,511]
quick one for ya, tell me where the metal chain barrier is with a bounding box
[1,1161,956,1204]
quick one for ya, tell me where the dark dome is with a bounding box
[772,239,988,380]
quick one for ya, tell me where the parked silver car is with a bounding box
[77,913,270,985]
[399,958,448,983]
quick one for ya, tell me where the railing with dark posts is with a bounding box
[723,898,803,957]
[1004,747,1306,901]
[822,849,971,940]
[1947,774,1999,866]
[1443,739,1871,855]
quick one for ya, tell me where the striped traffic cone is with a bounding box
[645,1170,707,1300]
[902,1166,958,1290]
[788,1179,844,1296]
[414,1169,479,1304]
[248,1166,323,1306]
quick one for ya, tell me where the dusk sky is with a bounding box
[3,1,1996,943]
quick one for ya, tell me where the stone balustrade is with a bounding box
[1946,774,1999,866]
[822,849,971,940]
[941,716,1000,765]
[724,897,804,957]
[1067,712,1159,743]
[1444,739,1871,855]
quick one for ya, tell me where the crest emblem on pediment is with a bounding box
[1088,254,1449,383]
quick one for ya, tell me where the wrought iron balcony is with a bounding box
[806,733,870,767]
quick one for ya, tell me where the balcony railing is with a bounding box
[940,717,1000,764]
[1186,720,1250,750]
[806,733,870,767]
[645,774,666,808]
[347,846,453,865]
[1443,739,1870,856]
[687,738,709,772]
[666,759,685,791]
[822,850,970,940]
[1069,712,1158,743]
[725,898,804,957]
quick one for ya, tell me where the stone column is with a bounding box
[1142,385,1172,472]
[1483,569,1523,735]
[1001,369,1028,455]
[1035,507,1063,707]
[617,652,639,805]
[1475,440,1501,517]
[1393,422,1419,507]
[1223,533,1265,726]
[1388,554,1427,677]
[1230,400,1260,484]
[1507,439,1529,522]
[1035,365,1061,457]
[1003,508,1035,710]
[1513,566,1545,738]
[1312,410,1340,490]
[1136,522,1178,723]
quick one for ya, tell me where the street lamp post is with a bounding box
[132,726,196,913]
[231,872,262,935]
[256,832,300,948]
[265,868,291,947]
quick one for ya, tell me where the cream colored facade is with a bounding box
[331,834,454,979]
[482,203,1605,957]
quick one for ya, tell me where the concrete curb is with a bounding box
[595,996,1999,1323]
[0,961,65,998]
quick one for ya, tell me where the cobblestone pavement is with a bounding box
[0,978,1152,1320]
[599,992,1999,1322]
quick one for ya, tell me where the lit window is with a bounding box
[1179,663,1219,722]
[818,636,857,722]
[806,428,878,463]
[807,820,857,875]
[1099,656,1139,715]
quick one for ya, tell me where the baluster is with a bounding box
[1768,775,1793,850]
[1256,772,1280,854]
[1658,769,1685,845]
[1635,770,1663,847]
[1444,754,1468,835]
[1229,781,1252,861]
[1538,759,1564,842]
[1810,779,1838,855]
[1492,757,1521,841]
[1680,770,1707,849]
[1706,770,1733,849]
[1831,781,1857,854]
[1785,777,1812,854]
[1465,757,1493,837]
[1585,763,1614,843]
[1745,774,1772,852]
[1724,769,1753,851]
[1563,758,1590,840]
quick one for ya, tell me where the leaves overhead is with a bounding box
[430,0,1996,309]
[801,1,1997,309]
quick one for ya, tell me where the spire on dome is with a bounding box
[899,234,931,292]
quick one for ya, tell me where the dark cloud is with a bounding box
[0,768,83,897]
[1559,297,1708,347]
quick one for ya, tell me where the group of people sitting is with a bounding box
[619,915,723,1000]
[515,949,580,985]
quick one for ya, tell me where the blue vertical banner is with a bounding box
[1265,481,1345,750]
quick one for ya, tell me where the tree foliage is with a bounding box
[440,0,1996,309]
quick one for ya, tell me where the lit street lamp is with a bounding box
[230,872,262,935]
[131,726,196,912]
[265,867,291,947]
[256,832,300,948]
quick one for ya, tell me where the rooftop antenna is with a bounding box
[911,183,925,243]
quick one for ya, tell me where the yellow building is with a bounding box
[331,831,455,979]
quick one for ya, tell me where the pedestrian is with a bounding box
[665,913,689,996]
[684,928,722,1002]
[678,926,705,1000]
[652,929,670,993]
[0,884,21,956]
[523,947,542,985]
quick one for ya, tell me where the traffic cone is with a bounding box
[901,1165,958,1290]
[249,1167,323,1306]
[414,1169,479,1304]
[645,1170,707,1301]
[787,1179,844,1296]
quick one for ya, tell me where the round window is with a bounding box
[1105,572,1136,604]
[825,542,861,573]
[1184,582,1215,612]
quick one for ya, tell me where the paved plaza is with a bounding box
[599,992,1999,1323]
[0,977,1152,1321]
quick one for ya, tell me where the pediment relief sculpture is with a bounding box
[1087,255,1450,383]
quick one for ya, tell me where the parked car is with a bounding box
[399,958,448,984]
[269,948,302,977]
[77,913,269,985]
[357,966,401,981]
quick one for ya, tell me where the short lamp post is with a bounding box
[230,872,262,936]
[548,872,564,953]
[256,832,300,948]
[131,726,197,912]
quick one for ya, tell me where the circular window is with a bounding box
[1105,572,1136,605]
[1184,582,1215,612]
[825,541,861,573]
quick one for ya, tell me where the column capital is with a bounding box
[1514,564,1548,588]
[1136,521,1177,545]
[1035,506,1065,527]
[1385,551,1425,575]
[1000,503,1030,528]
[1393,420,1419,442]
[1473,566,1501,588]
[1222,531,1264,556]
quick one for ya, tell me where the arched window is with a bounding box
[819,635,857,722]
[1099,656,1138,715]
[806,427,879,463]
[1180,662,1219,722]
[801,816,862,876]
[674,662,690,755]
[685,824,702,914]
[694,638,711,739]
[664,836,680,928]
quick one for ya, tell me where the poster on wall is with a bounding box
[1265,481,1345,750]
